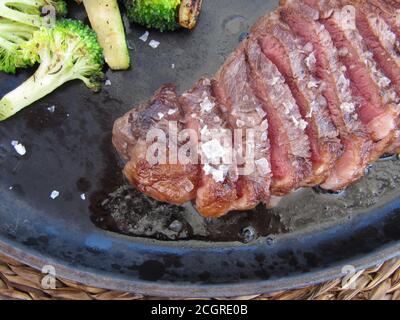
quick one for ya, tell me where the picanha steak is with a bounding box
[113,0,400,218]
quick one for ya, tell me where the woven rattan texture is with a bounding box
[1,253,400,300]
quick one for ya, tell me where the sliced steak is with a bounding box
[296,0,336,17]
[113,0,400,217]
[252,12,341,185]
[180,78,254,217]
[245,38,312,194]
[370,0,400,36]
[212,45,272,203]
[320,5,399,153]
[112,85,199,204]
[295,0,400,154]
[281,1,373,191]
[352,1,400,98]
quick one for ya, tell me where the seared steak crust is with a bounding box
[112,85,199,204]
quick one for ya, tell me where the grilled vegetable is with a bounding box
[0,18,36,73]
[179,0,203,30]
[0,0,67,27]
[0,19,104,121]
[0,0,67,73]
[125,0,203,32]
[80,0,130,70]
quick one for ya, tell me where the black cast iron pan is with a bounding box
[0,0,399,297]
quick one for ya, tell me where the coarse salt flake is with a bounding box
[377,76,391,88]
[236,119,246,127]
[50,190,60,200]
[260,119,269,131]
[261,131,269,141]
[200,125,209,136]
[305,52,316,70]
[149,40,160,49]
[11,141,26,156]
[307,80,319,89]
[203,164,226,183]
[139,31,149,42]
[200,96,214,112]
[303,42,314,52]
[340,102,356,113]
[283,102,293,115]
[298,119,308,130]
[267,76,280,86]
[182,180,194,192]
[255,158,271,176]
[201,139,226,161]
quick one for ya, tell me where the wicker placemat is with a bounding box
[0,253,399,300]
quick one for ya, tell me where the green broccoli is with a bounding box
[0,0,67,28]
[0,19,104,121]
[125,0,203,31]
[125,0,181,32]
[0,18,36,73]
[0,0,67,73]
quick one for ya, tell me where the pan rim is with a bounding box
[0,235,399,298]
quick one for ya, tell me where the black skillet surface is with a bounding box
[0,0,400,297]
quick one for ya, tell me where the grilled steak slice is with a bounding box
[382,0,400,9]
[352,1,400,98]
[180,78,262,217]
[112,85,199,204]
[319,5,399,156]
[294,0,400,154]
[297,0,336,17]
[212,45,272,205]
[245,38,312,194]
[289,1,400,99]
[369,0,400,36]
[281,1,373,191]
[252,13,342,185]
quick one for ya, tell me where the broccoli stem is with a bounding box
[0,19,104,121]
[0,21,36,36]
[5,0,39,5]
[0,1,43,27]
[0,58,73,120]
[0,35,15,51]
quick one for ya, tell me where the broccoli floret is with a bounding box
[0,0,67,27]
[0,19,105,121]
[0,18,36,73]
[0,0,67,73]
[125,0,181,32]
